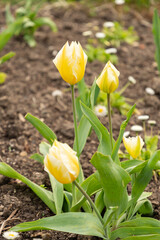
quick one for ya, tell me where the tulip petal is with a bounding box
[53,41,87,85]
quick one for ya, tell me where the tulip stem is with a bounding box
[107,93,113,149]
[73,181,104,227]
[71,85,79,157]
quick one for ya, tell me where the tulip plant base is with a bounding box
[0,1,160,240]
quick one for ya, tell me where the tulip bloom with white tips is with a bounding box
[44,140,80,184]
[96,61,120,93]
[53,41,87,85]
[123,136,144,159]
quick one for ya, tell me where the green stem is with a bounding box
[107,93,113,150]
[73,181,104,227]
[71,85,80,157]
[118,82,130,95]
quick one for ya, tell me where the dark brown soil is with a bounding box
[0,1,160,240]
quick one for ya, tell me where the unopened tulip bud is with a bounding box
[44,140,80,184]
[123,136,144,159]
[53,41,87,85]
[96,61,120,93]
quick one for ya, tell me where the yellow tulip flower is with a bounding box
[44,140,80,184]
[53,41,87,85]
[96,61,120,93]
[123,136,144,159]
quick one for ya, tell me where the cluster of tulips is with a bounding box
[45,41,144,184]
[1,41,160,240]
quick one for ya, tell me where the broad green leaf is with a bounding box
[138,199,153,216]
[95,190,105,214]
[30,153,44,164]
[34,17,57,32]
[73,115,91,156]
[0,52,15,64]
[80,102,116,159]
[122,235,160,240]
[90,78,100,108]
[25,113,56,145]
[131,199,153,218]
[131,150,160,203]
[111,227,160,240]
[39,141,50,156]
[11,213,105,238]
[91,153,131,214]
[119,218,160,228]
[49,173,63,215]
[0,162,56,213]
[111,217,160,240]
[111,104,136,161]
[0,72,7,84]
[121,160,146,173]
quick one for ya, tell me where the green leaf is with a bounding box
[122,235,160,240]
[0,162,56,213]
[24,34,36,47]
[0,72,7,84]
[95,190,105,214]
[73,115,91,156]
[131,150,160,203]
[30,153,44,164]
[145,135,158,153]
[5,4,14,25]
[121,160,146,173]
[111,217,160,240]
[0,52,15,65]
[91,152,131,215]
[39,141,50,156]
[34,17,57,32]
[111,104,136,161]
[25,113,56,145]
[0,18,24,51]
[11,213,105,238]
[63,191,72,212]
[49,174,63,215]
[153,9,160,73]
[80,102,116,158]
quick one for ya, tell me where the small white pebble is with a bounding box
[130,125,143,132]
[105,48,117,54]
[82,30,92,37]
[3,231,20,240]
[103,21,114,28]
[48,45,54,51]
[145,87,155,95]
[52,90,63,97]
[123,131,130,138]
[94,105,107,117]
[115,0,125,5]
[52,50,58,57]
[128,76,136,84]
[137,115,149,121]
[148,120,156,125]
[95,32,105,39]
